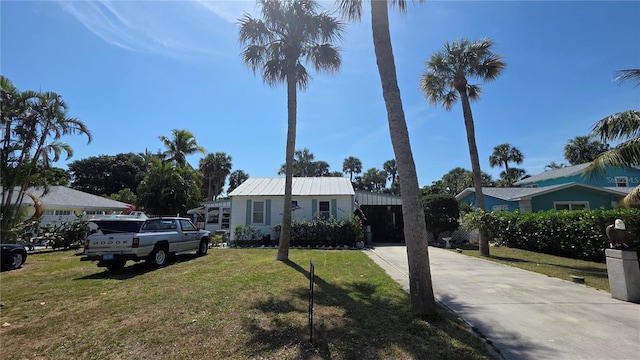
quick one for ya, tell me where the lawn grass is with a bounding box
[452,245,610,292]
[1,248,493,360]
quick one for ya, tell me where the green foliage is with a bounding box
[136,159,202,216]
[463,208,640,262]
[233,225,264,241]
[106,188,137,205]
[422,194,460,239]
[68,153,144,196]
[272,215,363,248]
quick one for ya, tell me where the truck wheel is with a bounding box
[148,246,168,267]
[106,260,126,271]
[197,240,208,256]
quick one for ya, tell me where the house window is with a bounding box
[615,177,628,187]
[318,201,330,220]
[207,208,220,223]
[252,201,264,224]
[491,205,509,212]
[554,202,589,211]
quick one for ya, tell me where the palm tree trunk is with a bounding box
[277,59,297,261]
[371,0,435,316]
[458,89,490,256]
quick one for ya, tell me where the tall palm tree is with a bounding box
[158,129,205,168]
[420,38,505,257]
[199,152,232,201]
[563,136,609,166]
[342,156,362,181]
[585,68,640,206]
[239,0,343,261]
[336,0,435,316]
[489,143,523,176]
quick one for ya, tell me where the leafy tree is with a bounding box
[106,188,137,205]
[136,158,202,216]
[421,180,447,196]
[227,170,250,194]
[360,167,387,192]
[31,166,70,187]
[342,156,362,181]
[239,0,343,261]
[68,153,144,196]
[1,76,91,242]
[441,167,493,194]
[563,135,609,165]
[158,129,205,168]
[277,148,332,177]
[199,152,232,201]
[489,143,524,175]
[585,68,640,207]
[327,171,344,177]
[420,38,505,257]
[422,193,460,241]
[337,0,436,315]
[313,160,331,176]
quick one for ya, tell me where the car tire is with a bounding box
[9,251,25,270]
[106,260,126,271]
[148,246,168,267]
[197,240,208,256]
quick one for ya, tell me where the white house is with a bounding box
[227,177,356,240]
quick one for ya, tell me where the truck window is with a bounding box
[180,219,197,232]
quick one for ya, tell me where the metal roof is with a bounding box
[228,177,355,197]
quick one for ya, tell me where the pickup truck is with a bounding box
[81,217,210,271]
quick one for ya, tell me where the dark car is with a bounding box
[1,244,27,271]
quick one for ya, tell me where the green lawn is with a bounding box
[452,245,610,292]
[1,248,493,360]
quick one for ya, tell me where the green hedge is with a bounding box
[464,208,640,262]
[273,215,364,248]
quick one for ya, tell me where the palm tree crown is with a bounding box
[489,143,523,174]
[342,156,362,181]
[158,129,205,168]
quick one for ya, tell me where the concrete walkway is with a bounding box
[365,244,640,360]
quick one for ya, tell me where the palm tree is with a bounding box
[489,143,524,177]
[1,77,92,241]
[544,161,567,170]
[420,38,505,257]
[342,156,362,181]
[336,0,435,316]
[227,170,249,194]
[239,0,343,261]
[158,129,205,168]
[383,159,398,189]
[563,136,609,165]
[199,152,232,201]
[585,68,640,206]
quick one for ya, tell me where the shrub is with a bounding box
[272,215,364,248]
[463,208,640,262]
[422,193,460,240]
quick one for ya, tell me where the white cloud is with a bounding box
[56,0,249,59]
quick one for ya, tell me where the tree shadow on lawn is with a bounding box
[74,253,202,280]
[241,259,490,360]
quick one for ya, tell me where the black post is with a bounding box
[309,260,315,344]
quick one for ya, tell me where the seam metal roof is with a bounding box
[229,177,355,196]
[3,186,131,209]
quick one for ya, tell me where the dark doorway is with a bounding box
[356,205,404,243]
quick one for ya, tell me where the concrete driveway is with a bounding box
[365,244,640,360]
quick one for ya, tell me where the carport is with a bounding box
[354,191,404,243]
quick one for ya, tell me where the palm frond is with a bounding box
[590,110,640,142]
[620,185,640,208]
[336,0,363,21]
[614,69,640,87]
[466,84,482,101]
[583,138,640,176]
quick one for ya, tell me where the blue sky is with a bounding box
[2,1,639,190]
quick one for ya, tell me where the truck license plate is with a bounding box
[102,254,114,260]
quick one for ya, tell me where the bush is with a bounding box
[272,215,364,248]
[422,193,460,240]
[463,208,640,262]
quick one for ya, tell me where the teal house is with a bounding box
[456,163,639,212]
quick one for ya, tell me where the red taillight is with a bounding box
[84,239,90,250]
[132,237,140,248]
